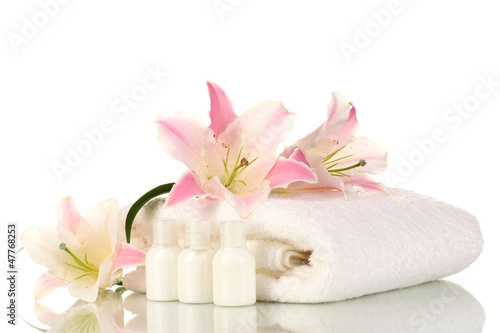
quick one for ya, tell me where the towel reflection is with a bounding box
[127,281,484,333]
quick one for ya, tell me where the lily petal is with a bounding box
[113,244,146,272]
[288,147,310,166]
[166,172,206,207]
[295,92,353,153]
[156,111,214,172]
[338,136,388,176]
[345,175,389,194]
[207,81,238,140]
[323,92,354,140]
[77,199,118,265]
[57,196,81,236]
[67,272,100,303]
[203,177,271,218]
[225,182,272,218]
[219,100,294,160]
[292,123,323,153]
[34,271,69,301]
[218,100,295,187]
[280,145,296,159]
[287,154,346,192]
[265,157,317,189]
[98,256,122,289]
[21,226,75,277]
[341,104,359,137]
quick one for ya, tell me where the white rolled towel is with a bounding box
[118,188,483,303]
[248,240,310,274]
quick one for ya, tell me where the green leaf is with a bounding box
[125,183,175,243]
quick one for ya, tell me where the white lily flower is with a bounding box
[21,197,145,302]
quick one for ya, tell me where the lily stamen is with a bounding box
[322,145,367,178]
[322,145,347,164]
[59,243,99,278]
[222,146,258,188]
[328,159,367,177]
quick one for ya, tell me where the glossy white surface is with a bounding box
[18,280,485,332]
[141,281,486,332]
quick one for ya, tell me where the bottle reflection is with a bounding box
[139,300,259,333]
[213,305,257,333]
[147,300,179,333]
[178,302,214,333]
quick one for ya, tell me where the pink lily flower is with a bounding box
[20,197,146,303]
[281,92,388,195]
[155,81,317,218]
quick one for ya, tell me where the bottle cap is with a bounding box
[152,218,178,246]
[185,219,211,248]
[220,220,246,248]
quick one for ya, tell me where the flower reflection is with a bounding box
[35,289,126,332]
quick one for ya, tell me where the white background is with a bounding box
[1,0,499,331]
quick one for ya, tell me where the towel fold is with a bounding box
[248,240,311,273]
[118,188,483,303]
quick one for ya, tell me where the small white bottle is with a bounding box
[178,219,214,303]
[213,220,256,306]
[146,218,181,301]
